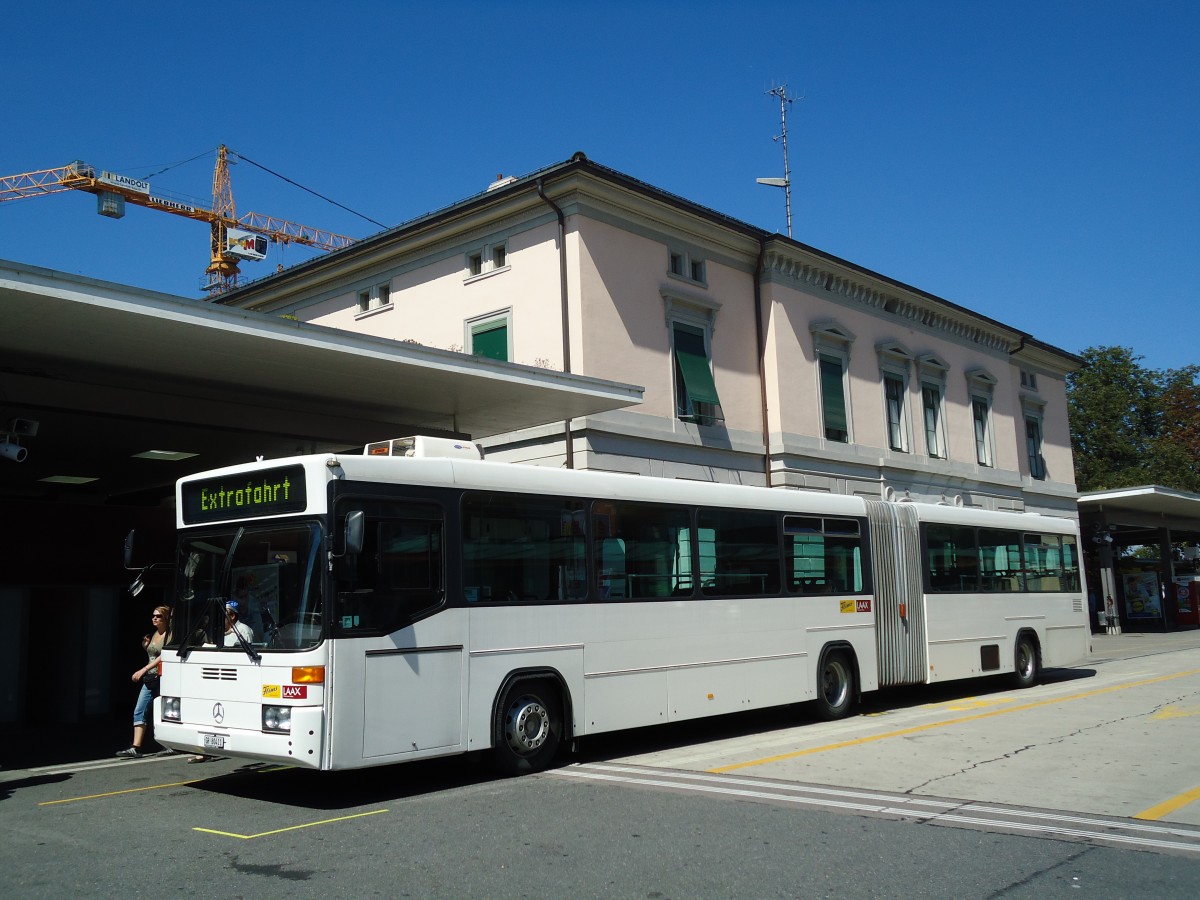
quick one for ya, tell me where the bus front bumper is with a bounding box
[155,704,325,770]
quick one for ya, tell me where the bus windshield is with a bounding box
[170,521,324,652]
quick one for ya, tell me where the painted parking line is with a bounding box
[554,763,1200,856]
[194,808,389,839]
[709,668,1200,774]
[1136,786,1200,822]
[38,779,203,806]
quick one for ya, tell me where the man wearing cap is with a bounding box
[224,600,255,646]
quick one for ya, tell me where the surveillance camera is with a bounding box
[0,440,27,463]
[6,418,38,437]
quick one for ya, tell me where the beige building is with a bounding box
[222,153,1080,517]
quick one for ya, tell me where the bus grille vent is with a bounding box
[1072,599,1083,613]
[201,667,238,681]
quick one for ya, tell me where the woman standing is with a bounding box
[115,605,171,759]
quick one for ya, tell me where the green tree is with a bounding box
[1155,364,1200,491]
[1068,347,1200,492]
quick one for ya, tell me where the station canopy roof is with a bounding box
[0,260,642,506]
[1079,485,1200,544]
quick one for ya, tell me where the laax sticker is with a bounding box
[282,685,308,699]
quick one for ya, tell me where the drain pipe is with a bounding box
[754,238,771,486]
[537,178,574,468]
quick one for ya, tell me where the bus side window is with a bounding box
[335,502,445,634]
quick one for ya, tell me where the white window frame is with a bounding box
[1022,398,1047,480]
[812,321,856,445]
[877,342,914,454]
[663,288,723,426]
[667,246,707,287]
[967,368,998,468]
[464,308,513,361]
[355,281,394,318]
[918,354,949,460]
[464,239,510,282]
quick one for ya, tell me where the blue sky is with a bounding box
[4,1,1196,372]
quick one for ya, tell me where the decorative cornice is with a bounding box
[763,248,1014,354]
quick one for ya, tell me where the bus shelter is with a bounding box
[1078,486,1200,633]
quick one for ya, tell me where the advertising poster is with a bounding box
[1122,572,1162,620]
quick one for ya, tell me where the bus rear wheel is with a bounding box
[1011,634,1040,689]
[491,680,562,776]
[815,649,856,720]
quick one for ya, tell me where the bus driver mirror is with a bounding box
[344,510,365,556]
[123,529,137,570]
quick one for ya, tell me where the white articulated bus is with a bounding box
[149,436,1089,773]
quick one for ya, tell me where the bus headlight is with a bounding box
[162,697,181,722]
[262,705,292,733]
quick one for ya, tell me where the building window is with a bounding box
[812,321,855,445]
[467,310,512,361]
[673,322,722,425]
[972,397,993,467]
[922,383,946,459]
[1020,369,1038,391]
[819,353,849,443]
[667,248,707,286]
[917,354,949,460]
[876,342,913,454]
[884,374,908,452]
[1025,413,1046,480]
[356,282,393,315]
[966,368,997,468]
[465,241,510,281]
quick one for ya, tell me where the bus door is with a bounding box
[332,496,463,761]
[865,500,926,686]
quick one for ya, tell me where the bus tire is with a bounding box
[1011,633,1040,689]
[491,679,562,776]
[814,649,856,720]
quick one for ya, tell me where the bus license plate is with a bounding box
[202,733,226,750]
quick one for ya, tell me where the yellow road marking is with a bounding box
[938,697,1016,712]
[1135,786,1200,821]
[194,808,388,839]
[39,780,202,806]
[710,668,1200,774]
[1151,704,1200,721]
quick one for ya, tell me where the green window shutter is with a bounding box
[819,355,848,439]
[674,327,720,406]
[472,323,507,361]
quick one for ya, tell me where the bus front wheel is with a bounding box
[491,680,562,776]
[815,649,856,720]
[1011,634,1040,689]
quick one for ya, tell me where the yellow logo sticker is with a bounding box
[262,684,281,698]
[839,599,856,614]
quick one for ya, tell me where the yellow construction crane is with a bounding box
[0,145,357,294]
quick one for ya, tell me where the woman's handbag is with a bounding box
[140,671,160,687]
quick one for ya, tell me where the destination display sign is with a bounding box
[182,465,307,524]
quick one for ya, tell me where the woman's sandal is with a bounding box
[187,754,212,764]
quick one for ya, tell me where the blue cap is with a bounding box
[225,600,239,613]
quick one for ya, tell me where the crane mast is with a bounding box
[0,146,357,295]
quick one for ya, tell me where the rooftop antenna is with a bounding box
[756,85,801,237]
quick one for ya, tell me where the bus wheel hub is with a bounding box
[505,698,549,754]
